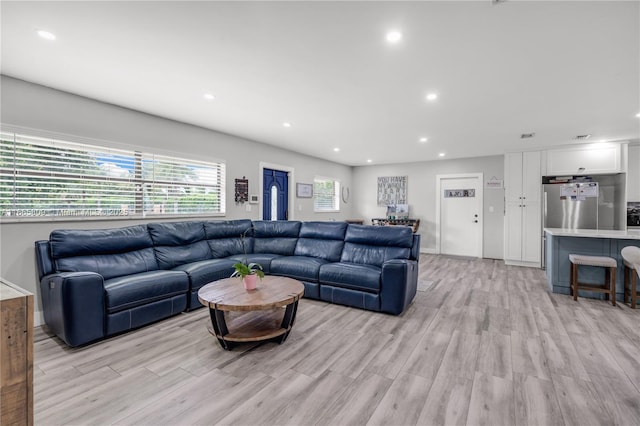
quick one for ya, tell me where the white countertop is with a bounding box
[544,228,640,240]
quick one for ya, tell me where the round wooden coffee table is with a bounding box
[197,276,304,350]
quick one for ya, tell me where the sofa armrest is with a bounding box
[40,272,106,347]
[380,259,419,315]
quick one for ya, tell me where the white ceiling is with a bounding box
[1,1,639,166]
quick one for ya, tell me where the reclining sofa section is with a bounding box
[35,219,420,346]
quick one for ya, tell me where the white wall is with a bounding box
[352,156,505,259]
[0,76,353,321]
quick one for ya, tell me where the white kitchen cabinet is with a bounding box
[504,151,541,266]
[546,144,622,175]
[628,145,640,202]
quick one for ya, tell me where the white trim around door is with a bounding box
[435,173,484,257]
[259,162,295,220]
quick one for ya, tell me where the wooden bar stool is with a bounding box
[621,246,640,309]
[569,254,617,305]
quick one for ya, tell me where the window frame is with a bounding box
[313,176,341,213]
[0,130,226,222]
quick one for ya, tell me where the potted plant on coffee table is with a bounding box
[231,262,264,290]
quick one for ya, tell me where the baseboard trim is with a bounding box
[34,309,45,327]
[504,259,542,268]
[420,248,437,254]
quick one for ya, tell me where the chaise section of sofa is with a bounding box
[318,225,418,314]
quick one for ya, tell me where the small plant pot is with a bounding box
[243,274,258,291]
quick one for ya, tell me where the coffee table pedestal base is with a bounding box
[207,299,300,350]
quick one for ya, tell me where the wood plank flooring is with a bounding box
[32,255,640,425]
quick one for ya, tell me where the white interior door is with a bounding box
[438,175,483,257]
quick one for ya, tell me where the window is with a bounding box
[0,132,225,219]
[313,177,340,212]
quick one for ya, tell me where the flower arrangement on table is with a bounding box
[230,228,264,290]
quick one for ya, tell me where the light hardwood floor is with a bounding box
[33,255,640,425]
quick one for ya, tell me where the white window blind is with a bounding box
[0,132,225,219]
[314,177,340,212]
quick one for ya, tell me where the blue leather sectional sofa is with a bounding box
[35,220,420,347]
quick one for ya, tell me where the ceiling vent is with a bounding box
[573,134,592,141]
[520,133,536,139]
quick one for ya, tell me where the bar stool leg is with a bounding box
[632,269,637,309]
[610,267,616,306]
[623,265,631,303]
[604,268,610,301]
[571,263,578,301]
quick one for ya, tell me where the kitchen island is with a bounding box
[545,228,640,300]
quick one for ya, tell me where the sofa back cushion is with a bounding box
[253,221,301,255]
[294,221,347,262]
[50,225,158,280]
[341,225,413,267]
[148,221,211,269]
[204,219,253,258]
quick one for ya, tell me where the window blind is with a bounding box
[0,132,225,218]
[314,177,340,212]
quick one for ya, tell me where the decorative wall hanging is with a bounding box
[444,189,475,198]
[296,183,313,198]
[341,186,350,204]
[377,176,407,206]
[235,177,249,203]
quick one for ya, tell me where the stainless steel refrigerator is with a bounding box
[542,182,599,230]
[541,174,625,268]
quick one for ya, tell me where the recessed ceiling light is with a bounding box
[367,159,372,163]
[386,31,402,43]
[333,148,340,152]
[203,93,215,101]
[37,30,56,40]
[426,93,438,101]
[282,122,292,128]
[438,153,446,157]
[636,112,640,118]
[419,137,428,143]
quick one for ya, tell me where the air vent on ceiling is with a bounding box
[573,134,592,140]
[520,133,536,139]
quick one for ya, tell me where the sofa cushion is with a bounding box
[270,256,329,282]
[294,222,347,262]
[148,221,212,269]
[50,226,158,280]
[204,219,254,258]
[56,248,159,281]
[50,225,153,258]
[172,258,237,290]
[154,241,212,270]
[318,262,382,293]
[253,221,301,255]
[147,221,206,246]
[104,270,189,314]
[340,225,413,266]
[227,254,282,273]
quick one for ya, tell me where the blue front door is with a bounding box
[263,168,288,220]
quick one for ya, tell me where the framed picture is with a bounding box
[296,183,313,198]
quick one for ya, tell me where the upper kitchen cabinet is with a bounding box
[546,143,624,175]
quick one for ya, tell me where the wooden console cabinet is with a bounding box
[1,278,33,426]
